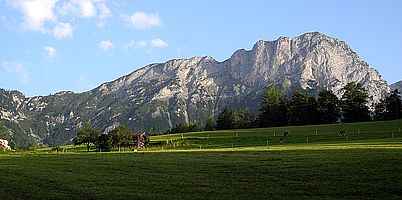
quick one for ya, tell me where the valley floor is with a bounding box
[1,119,402,199]
[1,140,402,199]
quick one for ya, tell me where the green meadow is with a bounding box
[1,119,402,199]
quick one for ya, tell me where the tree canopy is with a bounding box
[289,91,318,125]
[204,117,217,131]
[258,85,288,127]
[317,89,341,124]
[216,108,240,130]
[109,124,129,152]
[375,89,402,120]
[73,123,100,152]
[341,82,371,122]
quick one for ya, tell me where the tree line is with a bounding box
[74,82,401,141]
[166,82,402,133]
[73,123,148,152]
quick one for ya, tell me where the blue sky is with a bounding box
[0,0,401,97]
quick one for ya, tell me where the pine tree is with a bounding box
[216,108,240,130]
[228,109,240,129]
[317,89,341,124]
[385,89,402,119]
[341,82,371,122]
[258,85,288,127]
[239,108,255,128]
[204,117,217,131]
[289,91,318,125]
[216,108,230,130]
[375,89,402,120]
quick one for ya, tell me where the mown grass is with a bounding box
[1,146,402,199]
[149,119,402,150]
[0,119,401,199]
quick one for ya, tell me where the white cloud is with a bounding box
[124,38,168,50]
[150,38,168,48]
[53,22,73,39]
[99,40,114,51]
[3,61,29,82]
[61,0,112,27]
[125,12,161,29]
[44,46,57,59]
[96,2,112,27]
[61,0,96,17]
[125,40,147,49]
[9,0,57,33]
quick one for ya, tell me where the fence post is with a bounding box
[306,137,309,143]
[315,130,318,135]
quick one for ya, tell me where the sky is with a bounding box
[0,0,401,97]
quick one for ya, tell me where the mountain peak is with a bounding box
[0,32,390,146]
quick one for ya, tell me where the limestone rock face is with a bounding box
[0,32,390,146]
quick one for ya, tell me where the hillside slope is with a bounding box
[0,32,389,146]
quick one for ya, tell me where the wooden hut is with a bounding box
[123,132,149,149]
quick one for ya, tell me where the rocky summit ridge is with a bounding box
[0,32,390,147]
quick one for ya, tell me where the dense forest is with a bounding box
[165,82,402,134]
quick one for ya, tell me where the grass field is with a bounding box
[1,119,402,199]
[149,119,402,150]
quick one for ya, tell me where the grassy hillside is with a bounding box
[0,120,401,199]
[149,119,402,150]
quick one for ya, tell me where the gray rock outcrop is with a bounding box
[0,32,390,146]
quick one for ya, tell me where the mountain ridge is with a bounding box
[390,80,402,93]
[0,32,390,147]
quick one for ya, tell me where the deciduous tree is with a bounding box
[73,123,100,152]
[109,124,129,152]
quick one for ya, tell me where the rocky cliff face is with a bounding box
[0,32,390,146]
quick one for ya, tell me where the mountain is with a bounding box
[0,32,389,147]
[390,81,402,92]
